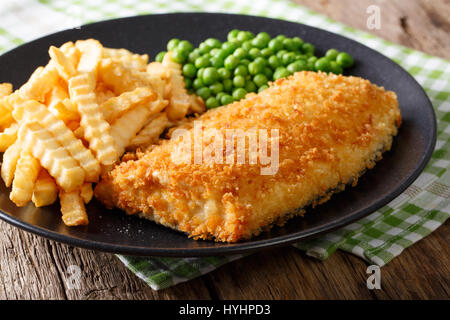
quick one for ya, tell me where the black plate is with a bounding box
[0,13,436,256]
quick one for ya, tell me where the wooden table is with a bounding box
[0,0,449,300]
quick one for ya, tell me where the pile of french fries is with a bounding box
[0,39,204,226]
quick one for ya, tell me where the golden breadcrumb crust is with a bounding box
[95,71,401,242]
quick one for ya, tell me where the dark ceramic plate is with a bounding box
[0,13,436,256]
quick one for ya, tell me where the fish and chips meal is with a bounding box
[0,30,401,242]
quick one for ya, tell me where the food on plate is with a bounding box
[0,38,204,226]
[95,71,401,242]
[155,30,355,109]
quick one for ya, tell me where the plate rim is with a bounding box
[0,12,437,257]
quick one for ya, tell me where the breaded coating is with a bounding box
[95,71,401,242]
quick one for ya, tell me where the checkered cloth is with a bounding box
[1,0,448,290]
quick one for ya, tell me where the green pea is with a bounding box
[336,52,354,68]
[314,57,330,72]
[220,94,234,105]
[258,85,269,93]
[234,65,248,77]
[261,48,273,57]
[237,31,252,42]
[268,55,280,69]
[216,92,226,101]
[223,79,233,92]
[177,40,194,53]
[155,51,166,62]
[211,56,224,68]
[253,57,267,68]
[256,32,271,44]
[239,59,251,66]
[205,38,221,49]
[273,67,290,80]
[197,67,205,79]
[248,62,264,75]
[199,42,213,54]
[188,50,200,63]
[302,43,315,55]
[329,61,343,74]
[282,38,296,51]
[233,75,246,88]
[251,37,267,49]
[275,35,286,41]
[241,40,253,52]
[325,49,339,61]
[253,74,268,87]
[282,52,296,65]
[263,67,273,79]
[205,97,219,109]
[276,49,288,60]
[222,41,238,54]
[184,77,192,89]
[233,48,247,59]
[193,78,204,89]
[268,39,283,52]
[307,56,318,64]
[218,68,231,80]
[227,29,240,42]
[167,38,180,51]
[194,56,209,69]
[232,88,247,100]
[209,48,220,57]
[202,67,219,85]
[291,37,304,50]
[182,63,197,78]
[209,82,224,94]
[245,80,257,93]
[287,60,307,73]
[171,48,187,63]
[224,55,239,70]
[248,48,261,59]
[196,87,211,100]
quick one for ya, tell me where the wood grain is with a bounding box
[0,0,449,300]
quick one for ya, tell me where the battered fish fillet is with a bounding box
[95,71,401,242]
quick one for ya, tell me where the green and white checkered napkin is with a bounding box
[1,0,448,290]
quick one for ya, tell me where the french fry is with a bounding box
[75,39,103,79]
[128,112,169,148]
[46,85,69,108]
[49,46,76,81]
[100,87,156,123]
[49,99,80,124]
[10,151,40,207]
[110,102,155,156]
[80,182,93,203]
[59,189,88,226]
[59,41,80,70]
[13,100,100,182]
[0,123,18,152]
[0,92,24,130]
[69,73,118,165]
[32,169,58,207]
[19,64,59,102]
[1,138,22,187]
[95,82,115,104]
[162,52,194,120]
[19,121,85,191]
[0,83,13,98]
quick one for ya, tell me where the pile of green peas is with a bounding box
[155,30,354,109]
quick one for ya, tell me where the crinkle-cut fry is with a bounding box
[75,39,103,79]
[19,121,85,191]
[14,100,100,182]
[69,73,118,165]
[59,189,88,226]
[110,103,155,157]
[45,85,69,108]
[95,82,115,104]
[49,100,80,124]
[188,94,205,114]
[146,62,171,81]
[0,123,18,152]
[60,41,80,69]
[80,182,93,203]
[116,54,149,71]
[128,112,169,148]
[1,138,22,187]
[32,169,58,207]
[162,52,191,120]
[0,92,24,130]
[49,46,76,81]
[19,63,58,102]
[0,83,12,98]
[10,151,40,207]
[100,87,156,123]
